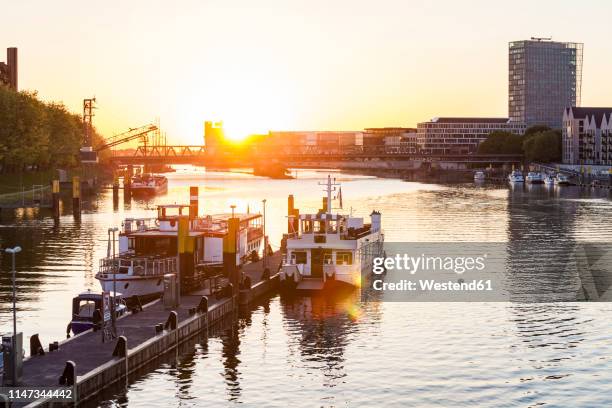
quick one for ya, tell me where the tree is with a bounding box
[477,131,523,155]
[524,125,551,138]
[523,130,562,163]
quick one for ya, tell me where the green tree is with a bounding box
[477,131,523,154]
[523,130,562,163]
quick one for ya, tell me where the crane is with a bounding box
[95,124,159,152]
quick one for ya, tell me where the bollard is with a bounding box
[30,334,45,356]
[198,296,208,314]
[72,176,81,219]
[188,307,196,316]
[112,336,128,358]
[52,180,60,219]
[112,177,119,210]
[164,311,178,330]
[59,361,76,386]
[155,323,163,334]
[49,341,59,352]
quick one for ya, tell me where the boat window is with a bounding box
[323,252,333,265]
[78,301,96,318]
[302,220,313,234]
[292,251,307,264]
[336,251,353,265]
[128,237,135,250]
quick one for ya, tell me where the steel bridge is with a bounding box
[108,146,523,166]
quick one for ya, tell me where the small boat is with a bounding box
[474,171,486,182]
[280,175,384,291]
[544,174,555,185]
[554,173,571,186]
[130,173,168,195]
[526,172,544,184]
[69,290,127,335]
[508,170,524,183]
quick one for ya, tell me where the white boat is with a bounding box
[96,204,264,298]
[279,175,384,291]
[508,170,524,183]
[130,173,168,195]
[526,172,544,184]
[474,171,486,182]
[544,174,555,185]
[554,173,571,186]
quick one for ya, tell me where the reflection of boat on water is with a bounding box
[130,173,168,195]
[280,175,384,291]
[95,204,264,298]
[69,290,127,335]
[544,173,555,186]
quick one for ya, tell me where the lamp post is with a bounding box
[108,227,119,336]
[262,199,267,268]
[5,246,21,385]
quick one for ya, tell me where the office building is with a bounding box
[416,117,527,155]
[562,107,612,166]
[509,38,583,128]
[0,47,18,90]
[362,128,417,153]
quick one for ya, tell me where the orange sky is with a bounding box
[4,0,612,144]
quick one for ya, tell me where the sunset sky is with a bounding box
[4,0,612,144]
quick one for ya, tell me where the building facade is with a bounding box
[0,47,18,90]
[416,117,527,155]
[562,107,612,166]
[265,131,363,155]
[362,128,417,154]
[509,39,583,129]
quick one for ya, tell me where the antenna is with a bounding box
[318,174,341,214]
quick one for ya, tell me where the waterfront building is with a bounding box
[509,38,583,129]
[562,107,612,166]
[362,128,417,154]
[0,47,18,91]
[203,121,225,154]
[416,117,526,155]
[265,131,363,155]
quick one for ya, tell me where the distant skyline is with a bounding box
[4,0,612,144]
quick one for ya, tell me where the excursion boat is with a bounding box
[95,203,264,298]
[130,173,168,195]
[69,290,127,335]
[474,171,486,182]
[280,175,384,291]
[554,173,571,186]
[508,170,524,183]
[526,172,544,184]
[544,174,555,185]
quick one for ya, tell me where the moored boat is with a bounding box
[508,170,524,183]
[280,175,384,291]
[130,173,168,195]
[544,174,555,185]
[526,172,544,184]
[69,290,127,335]
[474,171,485,182]
[554,173,571,186]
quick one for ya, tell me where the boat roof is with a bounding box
[127,230,208,238]
[209,213,261,222]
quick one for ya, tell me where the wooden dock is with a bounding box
[16,251,282,407]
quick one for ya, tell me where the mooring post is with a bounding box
[59,361,76,386]
[124,166,132,204]
[112,173,119,211]
[112,336,128,358]
[164,311,178,331]
[52,180,60,219]
[72,176,81,219]
[189,186,198,219]
[30,334,45,356]
[223,215,240,297]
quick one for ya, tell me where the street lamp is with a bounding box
[5,246,21,385]
[108,227,119,336]
[262,199,267,268]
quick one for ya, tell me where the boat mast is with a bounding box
[318,174,340,214]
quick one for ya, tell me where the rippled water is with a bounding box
[1,168,612,407]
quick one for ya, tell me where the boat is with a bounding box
[508,170,524,183]
[544,174,555,185]
[526,172,544,184]
[95,203,264,298]
[474,171,486,182]
[69,290,127,335]
[279,175,384,291]
[130,173,168,195]
[554,173,571,186]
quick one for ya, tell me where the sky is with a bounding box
[3,0,612,144]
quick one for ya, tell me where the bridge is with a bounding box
[107,145,524,167]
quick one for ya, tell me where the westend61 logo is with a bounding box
[372,253,488,275]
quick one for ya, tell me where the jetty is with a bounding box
[15,251,282,407]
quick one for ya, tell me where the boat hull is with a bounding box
[96,274,165,298]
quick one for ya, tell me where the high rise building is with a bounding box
[509,38,583,129]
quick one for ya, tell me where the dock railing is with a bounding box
[99,256,177,276]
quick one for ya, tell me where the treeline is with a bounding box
[477,125,562,163]
[0,86,105,172]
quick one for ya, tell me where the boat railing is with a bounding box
[122,218,158,233]
[99,255,177,276]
